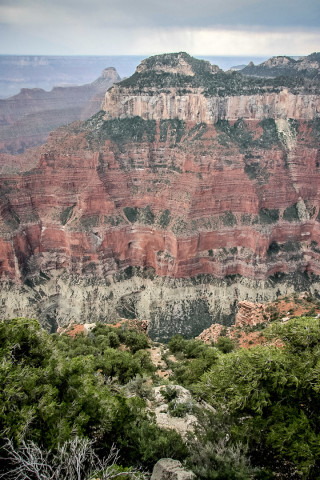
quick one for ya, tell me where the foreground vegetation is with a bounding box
[0,320,186,478]
[1,315,320,479]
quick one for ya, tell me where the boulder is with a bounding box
[151,458,195,480]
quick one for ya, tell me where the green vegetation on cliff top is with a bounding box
[119,52,319,96]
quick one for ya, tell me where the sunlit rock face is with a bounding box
[0,52,319,338]
[103,52,320,122]
[103,86,319,123]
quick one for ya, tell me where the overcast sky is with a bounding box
[0,0,319,56]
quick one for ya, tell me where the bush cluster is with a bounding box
[2,314,320,479]
[196,317,320,478]
[0,319,187,475]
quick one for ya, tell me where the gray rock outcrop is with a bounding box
[151,458,195,480]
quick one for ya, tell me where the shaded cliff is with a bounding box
[0,52,319,337]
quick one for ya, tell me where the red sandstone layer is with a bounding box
[0,118,319,282]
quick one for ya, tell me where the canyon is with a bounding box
[0,67,120,154]
[0,51,319,340]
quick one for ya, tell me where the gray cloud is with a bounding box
[0,0,319,55]
[1,0,319,28]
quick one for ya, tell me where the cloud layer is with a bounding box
[0,0,319,55]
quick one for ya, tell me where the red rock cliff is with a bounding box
[0,52,319,336]
[0,114,319,282]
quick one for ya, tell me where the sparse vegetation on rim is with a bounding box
[118,52,320,96]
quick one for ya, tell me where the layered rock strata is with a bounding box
[103,52,320,122]
[0,52,319,337]
[103,86,319,123]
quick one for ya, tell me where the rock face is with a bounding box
[235,301,267,327]
[1,118,320,281]
[198,293,320,348]
[0,68,120,154]
[0,52,319,337]
[103,52,320,122]
[151,459,195,480]
[103,86,319,123]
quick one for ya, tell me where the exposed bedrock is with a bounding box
[0,269,319,341]
[103,87,320,123]
[0,116,319,335]
[0,52,319,335]
[102,52,320,123]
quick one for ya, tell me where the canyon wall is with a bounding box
[0,52,319,337]
[1,269,318,341]
[103,86,320,123]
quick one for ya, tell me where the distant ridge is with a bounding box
[0,54,269,99]
[0,55,144,98]
[0,67,120,154]
[242,52,320,78]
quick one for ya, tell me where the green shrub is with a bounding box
[0,318,179,471]
[123,207,138,223]
[283,204,299,222]
[244,162,259,180]
[159,119,186,143]
[168,401,191,417]
[259,208,279,224]
[171,217,187,234]
[80,215,99,229]
[197,318,320,477]
[139,205,155,224]
[171,346,219,389]
[60,204,75,225]
[104,215,125,226]
[183,339,207,358]
[186,409,257,480]
[115,327,149,353]
[158,209,171,228]
[267,241,280,256]
[216,118,254,151]
[216,336,234,354]
[161,385,178,402]
[88,116,157,146]
[131,420,188,467]
[258,119,280,148]
[168,335,187,354]
[221,211,237,227]
[281,241,301,252]
[241,213,252,225]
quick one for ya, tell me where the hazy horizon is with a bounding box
[0,53,274,99]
